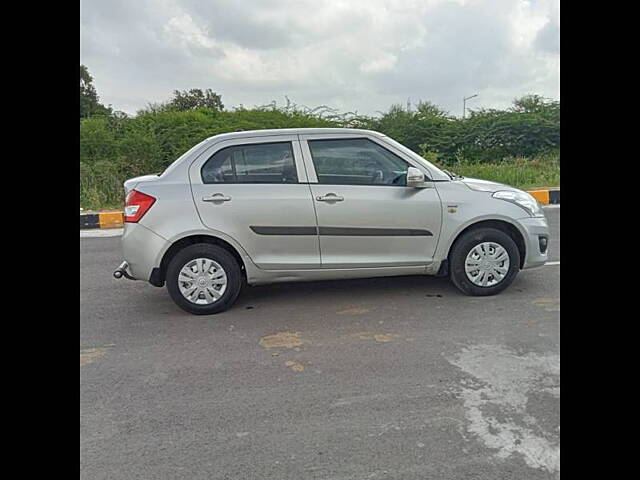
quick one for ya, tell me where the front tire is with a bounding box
[166,243,242,315]
[449,227,520,296]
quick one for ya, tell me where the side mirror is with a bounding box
[406,167,430,188]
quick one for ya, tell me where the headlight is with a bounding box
[492,190,544,217]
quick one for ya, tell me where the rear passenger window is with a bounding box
[201,142,298,184]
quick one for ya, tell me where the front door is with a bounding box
[189,136,320,270]
[299,134,442,268]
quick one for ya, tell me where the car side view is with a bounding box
[114,128,549,315]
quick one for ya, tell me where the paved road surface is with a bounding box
[80,208,560,480]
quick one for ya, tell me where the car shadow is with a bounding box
[236,274,459,306]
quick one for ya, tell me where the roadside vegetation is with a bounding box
[450,153,559,190]
[80,65,560,210]
[425,150,560,191]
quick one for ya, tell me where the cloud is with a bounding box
[535,21,560,54]
[80,0,559,116]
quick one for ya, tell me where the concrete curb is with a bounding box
[79,188,560,230]
[527,188,560,205]
[80,211,124,230]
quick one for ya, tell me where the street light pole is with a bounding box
[463,94,479,119]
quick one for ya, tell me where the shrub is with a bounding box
[79,96,559,209]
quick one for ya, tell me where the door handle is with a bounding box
[202,193,231,202]
[316,193,344,202]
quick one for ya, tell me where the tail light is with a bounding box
[124,190,156,223]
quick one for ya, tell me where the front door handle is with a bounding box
[316,193,344,202]
[203,193,231,202]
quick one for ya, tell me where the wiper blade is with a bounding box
[443,169,463,180]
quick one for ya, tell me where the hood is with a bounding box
[460,177,519,193]
[123,174,160,194]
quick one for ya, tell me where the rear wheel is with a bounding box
[166,243,242,315]
[449,227,520,296]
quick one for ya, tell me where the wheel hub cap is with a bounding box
[464,242,510,287]
[178,258,227,305]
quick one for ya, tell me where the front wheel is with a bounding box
[449,227,520,296]
[166,243,242,315]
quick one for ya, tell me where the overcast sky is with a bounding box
[80,0,559,117]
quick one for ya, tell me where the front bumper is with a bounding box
[517,216,550,269]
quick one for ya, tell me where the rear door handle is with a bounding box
[202,193,231,202]
[316,193,344,202]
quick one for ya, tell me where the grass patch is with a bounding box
[437,151,560,190]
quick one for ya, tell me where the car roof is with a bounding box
[204,128,384,143]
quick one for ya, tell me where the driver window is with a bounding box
[308,138,410,186]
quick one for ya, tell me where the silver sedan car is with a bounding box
[114,128,549,315]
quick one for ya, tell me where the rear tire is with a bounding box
[166,243,242,315]
[449,227,520,296]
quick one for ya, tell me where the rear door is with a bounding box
[299,134,442,268]
[189,136,320,270]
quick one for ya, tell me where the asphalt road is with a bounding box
[80,208,560,480]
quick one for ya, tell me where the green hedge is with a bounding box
[80,97,559,210]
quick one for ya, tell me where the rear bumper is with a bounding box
[517,216,550,269]
[121,223,169,281]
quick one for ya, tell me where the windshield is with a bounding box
[377,135,451,181]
